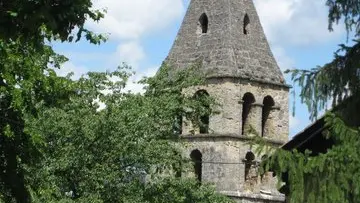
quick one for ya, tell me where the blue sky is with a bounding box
[53,0,349,137]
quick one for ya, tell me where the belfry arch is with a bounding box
[194,90,210,134]
[242,93,256,135]
[190,149,202,182]
[262,96,275,137]
[244,151,255,181]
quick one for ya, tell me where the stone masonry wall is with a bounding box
[170,1,289,202]
[181,78,288,202]
[182,78,289,143]
[182,136,285,202]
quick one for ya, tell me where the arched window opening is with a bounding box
[172,151,183,178]
[262,96,275,137]
[199,13,209,34]
[194,90,210,134]
[245,151,255,181]
[243,14,250,35]
[190,150,202,182]
[242,93,255,135]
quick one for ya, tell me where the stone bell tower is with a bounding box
[166,0,290,202]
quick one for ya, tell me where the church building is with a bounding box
[166,0,290,202]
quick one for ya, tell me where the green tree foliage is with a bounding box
[143,178,231,203]
[0,1,231,202]
[259,113,360,203]
[0,0,106,44]
[258,0,360,202]
[23,65,232,202]
[0,0,105,201]
[287,0,360,119]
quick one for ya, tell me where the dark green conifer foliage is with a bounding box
[287,0,360,119]
[259,1,360,202]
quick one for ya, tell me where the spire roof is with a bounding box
[166,0,285,85]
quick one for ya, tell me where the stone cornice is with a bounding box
[271,105,281,110]
[220,190,286,202]
[237,103,282,111]
[206,76,292,89]
[251,102,264,107]
[180,133,286,146]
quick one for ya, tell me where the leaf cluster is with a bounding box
[0,0,106,45]
[261,2,360,202]
[326,0,360,36]
[0,1,108,201]
[259,113,360,203]
[19,65,232,203]
[286,40,360,119]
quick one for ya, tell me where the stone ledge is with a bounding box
[272,105,281,110]
[251,102,264,107]
[206,76,292,89]
[180,133,285,146]
[220,190,285,202]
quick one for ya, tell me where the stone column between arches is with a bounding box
[244,103,263,136]
[263,106,281,138]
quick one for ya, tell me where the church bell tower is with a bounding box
[166,0,290,202]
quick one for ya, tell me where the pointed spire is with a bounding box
[166,0,285,85]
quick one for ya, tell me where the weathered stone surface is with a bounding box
[182,79,289,142]
[179,79,288,202]
[182,136,285,199]
[166,0,286,84]
[165,0,290,202]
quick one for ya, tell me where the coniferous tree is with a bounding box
[259,1,360,203]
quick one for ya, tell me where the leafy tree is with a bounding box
[0,0,106,44]
[23,64,232,203]
[0,0,232,201]
[143,178,231,203]
[257,0,360,203]
[0,0,106,201]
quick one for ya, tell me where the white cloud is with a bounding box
[272,46,295,72]
[114,41,145,69]
[61,51,110,63]
[57,42,146,72]
[90,0,185,40]
[55,62,88,80]
[289,115,301,131]
[83,0,186,88]
[255,0,344,46]
[94,65,159,111]
[123,65,158,93]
